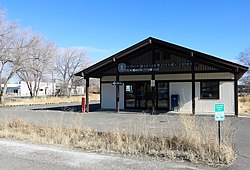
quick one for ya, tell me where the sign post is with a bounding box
[214,104,225,146]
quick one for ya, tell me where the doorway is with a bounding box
[125,81,169,110]
[125,82,148,109]
[156,82,169,110]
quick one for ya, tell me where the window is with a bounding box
[200,81,219,99]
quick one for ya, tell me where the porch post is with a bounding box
[85,76,90,112]
[191,55,195,115]
[152,74,156,114]
[234,73,238,116]
[116,72,120,113]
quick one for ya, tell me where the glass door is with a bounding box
[125,82,149,109]
[135,82,147,108]
[125,83,136,108]
[157,82,169,110]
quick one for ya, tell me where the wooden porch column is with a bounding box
[234,73,238,117]
[116,73,120,113]
[191,56,195,115]
[85,76,90,112]
[152,74,156,114]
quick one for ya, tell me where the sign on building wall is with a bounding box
[118,62,192,73]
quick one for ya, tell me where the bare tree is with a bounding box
[238,48,250,85]
[0,14,38,103]
[16,36,57,98]
[55,48,89,96]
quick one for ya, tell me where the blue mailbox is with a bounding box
[171,94,179,110]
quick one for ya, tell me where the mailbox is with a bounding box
[171,94,179,110]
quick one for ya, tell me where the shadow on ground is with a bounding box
[32,103,101,112]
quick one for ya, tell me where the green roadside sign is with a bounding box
[215,104,224,112]
[215,104,225,121]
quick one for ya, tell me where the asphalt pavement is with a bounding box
[0,140,203,170]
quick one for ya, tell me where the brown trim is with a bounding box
[99,70,233,77]
[85,76,90,112]
[75,38,152,76]
[116,67,120,113]
[101,79,234,84]
[75,37,248,79]
[90,45,151,77]
[192,61,195,115]
[234,73,238,116]
[100,78,102,109]
[152,38,248,71]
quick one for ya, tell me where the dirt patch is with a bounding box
[239,95,250,115]
[0,94,100,107]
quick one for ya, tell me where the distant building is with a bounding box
[2,83,21,96]
[2,81,85,97]
[2,81,56,97]
[55,85,85,96]
[238,84,250,96]
[19,81,56,96]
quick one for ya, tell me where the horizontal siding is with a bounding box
[102,76,116,81]
[156,74,191,80]
[195,72,234,80]
[169,82,192,113]
[101,84,124,109]
[102,72,233,82]
[120,75,151,81]
[195,81,234,114]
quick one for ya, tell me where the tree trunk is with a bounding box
[0,95,4,104]
[0,84,7,104]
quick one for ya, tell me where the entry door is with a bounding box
[125,82,148,109]
[157,82,169,110]
[135,82,147,108]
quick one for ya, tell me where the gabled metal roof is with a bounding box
[76,37,248,79]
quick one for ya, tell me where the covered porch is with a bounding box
[76,37,248,116]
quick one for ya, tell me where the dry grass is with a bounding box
[239,95,250,114]
[178,116,236,165]
[0,94,100,106]
[0,115,236,166]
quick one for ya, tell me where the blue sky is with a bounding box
[0,0,249,64]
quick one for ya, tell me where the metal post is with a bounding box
[218,121,221,146]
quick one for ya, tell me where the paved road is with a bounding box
[0,140,204,170]
[226,116,250,170]
[0,103,184,135]
[0,103,249,169]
